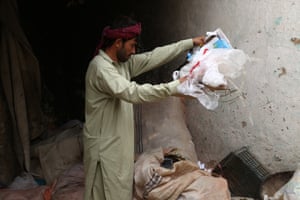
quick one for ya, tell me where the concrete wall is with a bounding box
[135,0,300,173]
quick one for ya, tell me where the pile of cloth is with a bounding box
[134,147,231,200]
[0,121,85,200]
[0,163,84,200]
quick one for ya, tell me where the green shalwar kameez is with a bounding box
[83,39,193,200]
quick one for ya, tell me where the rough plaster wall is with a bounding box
[135,0,300,173]
[184,0,300,174]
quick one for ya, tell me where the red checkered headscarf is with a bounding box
[94,23,141,56]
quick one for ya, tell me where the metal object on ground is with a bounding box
[213,147,270,199]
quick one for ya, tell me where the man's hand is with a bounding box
[192,36,205,47]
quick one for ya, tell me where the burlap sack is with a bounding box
[134,97,197,162]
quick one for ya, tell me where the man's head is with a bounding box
[95,16,142,62]
[114,36,138,62]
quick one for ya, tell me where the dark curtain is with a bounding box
[0,0,43,184]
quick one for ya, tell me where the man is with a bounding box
[83,16,205,200]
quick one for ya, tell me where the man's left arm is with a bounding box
[129,39,193,78]
[129,36,205,78]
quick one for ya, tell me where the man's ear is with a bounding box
[115,38,123,48]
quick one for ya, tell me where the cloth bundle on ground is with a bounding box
[50,163,84,200]
[174,28,249,110]
[30,120,83,184]
[0,163,85,200]
[0,121,85,200]
[134,147,231,200]
[0,186,48,200]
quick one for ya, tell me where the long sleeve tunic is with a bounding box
[83,39,193,200]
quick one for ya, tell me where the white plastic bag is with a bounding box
[177,78,220,110]
[8,173,38,190]
[175,28,248,110]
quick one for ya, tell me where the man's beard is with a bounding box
[117,47,130,62]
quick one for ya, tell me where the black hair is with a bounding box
[111,15,138,29]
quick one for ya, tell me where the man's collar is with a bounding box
[99,49,115,65]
